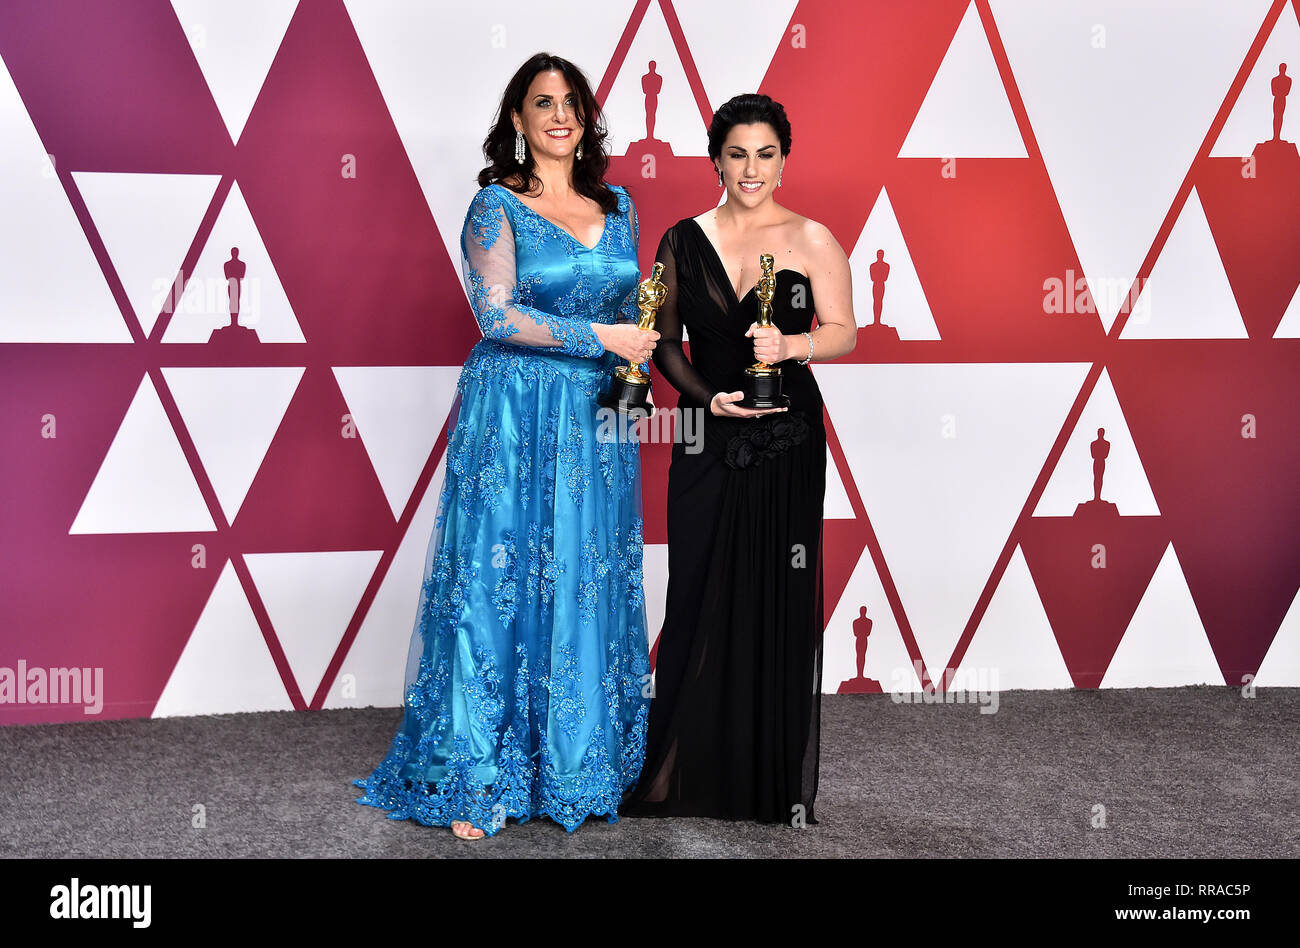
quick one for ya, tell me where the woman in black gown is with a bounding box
[623,95,856,825]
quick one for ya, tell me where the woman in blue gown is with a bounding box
[353,53,657,839]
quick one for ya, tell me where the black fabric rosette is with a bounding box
[719,410,810,470]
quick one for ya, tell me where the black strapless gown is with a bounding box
[623,217,825,825]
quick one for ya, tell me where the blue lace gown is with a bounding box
[353,182,650,835]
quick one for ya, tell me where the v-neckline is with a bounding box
[493,184,609,252]
[686,216,805,306]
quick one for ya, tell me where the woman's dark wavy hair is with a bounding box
[477,52,618,214]
[707,93,793,159]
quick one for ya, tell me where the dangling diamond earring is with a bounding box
[515,129,526,164]
[717,168,724,187]
[778,167,783,187]
[575,141,583,161]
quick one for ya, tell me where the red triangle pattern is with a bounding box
[0,0,1295,722]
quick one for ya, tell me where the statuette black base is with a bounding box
[598,374,654,419]
[737,372,790,410]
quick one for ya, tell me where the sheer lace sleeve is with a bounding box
[460,187,605,358]
[611,190,652,375]
[650,224,715,405]
[615,189,641,324]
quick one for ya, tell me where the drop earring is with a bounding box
[515,129,526,164]
[717,168,724,187]
[575,141,583,161]
[778,168,783,187]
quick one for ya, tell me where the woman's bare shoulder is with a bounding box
[775,206,825,240]
[786,212,842,262]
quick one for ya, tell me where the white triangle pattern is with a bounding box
[332,366,462,519]
[325,454,448,709]
[1273,278,1300,338]
[0,54,126,342]
[343,0,638,299]
[1254,585,1300,687]
[153,561,295,716]
[1100,543,1224,687]
[953,545,1075,690]
[847,188,940,339]
[11,3,1295,718]
[73,172,222,338]
[602,2,710,156]
[674,0,800,112]
[1210,8,1300,156]
[822,540,925,694]
[1034,368,1160,516]
[69,374,216,535]
[1121,188,1249,339]
[899,1,1028,158]
[991,0,1275,332]
[816,361,1091,677]
[171,0,301,143]
[161,366,305,525]
[246,549,384,702]
[823,450,855,519]
[162,181,303,343]
[642,542,669,655]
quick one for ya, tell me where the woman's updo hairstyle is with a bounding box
[706,93,793,159]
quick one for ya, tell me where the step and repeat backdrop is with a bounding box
[1,0,1297,723]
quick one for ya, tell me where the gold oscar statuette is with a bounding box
[738,252,790,408]
[598,260,666,418]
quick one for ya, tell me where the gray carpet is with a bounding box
[1,688,1295,858]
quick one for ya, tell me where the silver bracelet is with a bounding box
[798,331,814,365]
